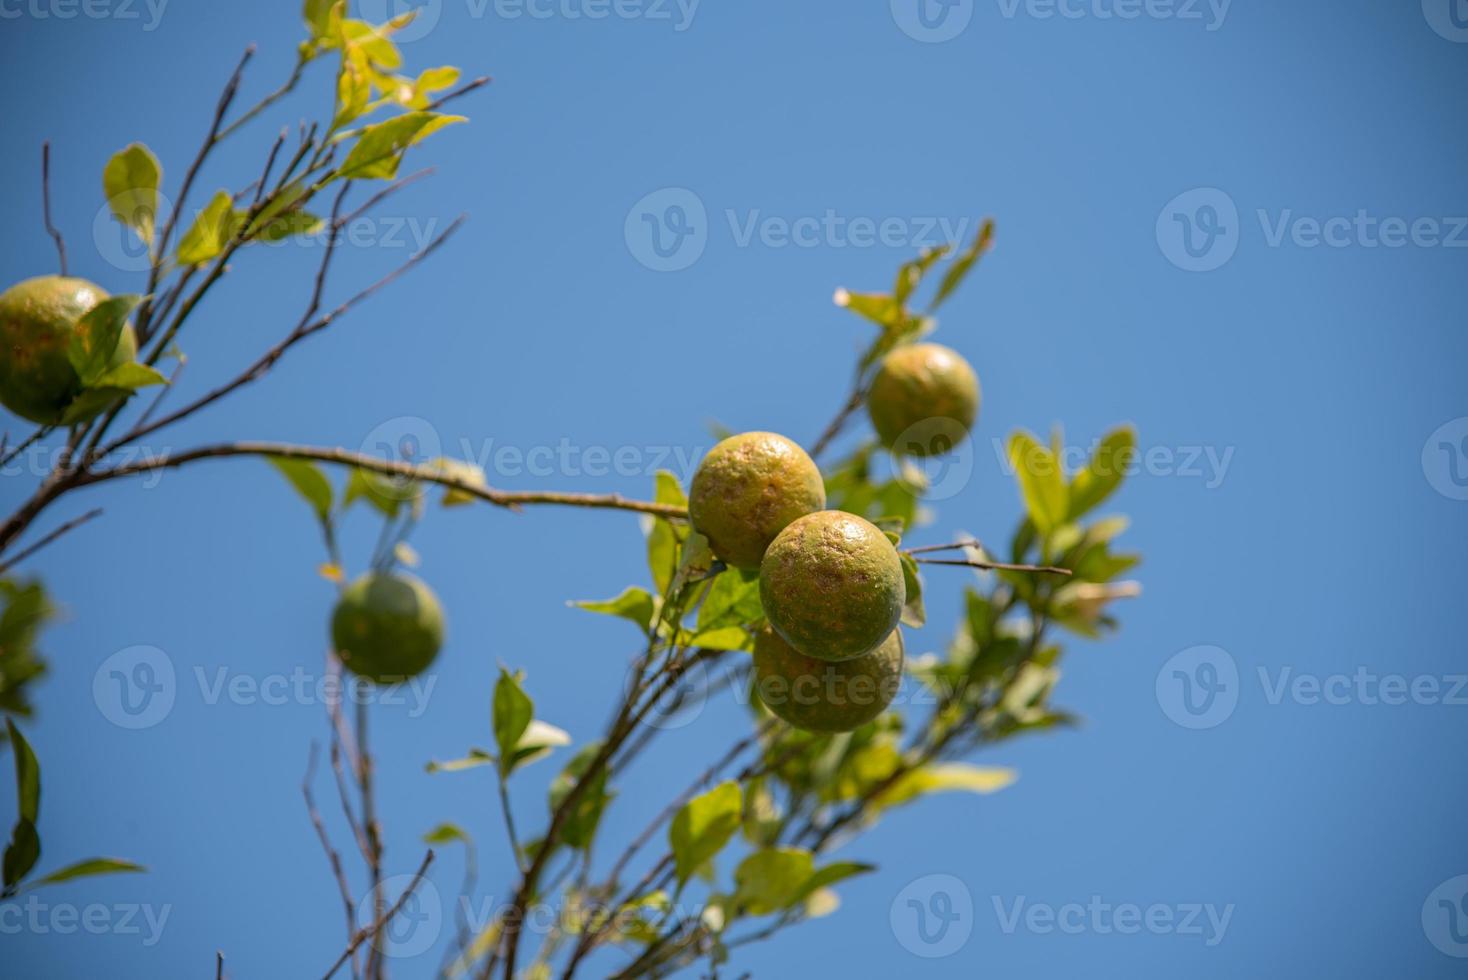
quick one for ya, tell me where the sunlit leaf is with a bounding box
[266,457,333,524]
[102,143,161,247]
[669,781,741,887]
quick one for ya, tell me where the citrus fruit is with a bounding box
[867,342,980,455]
[753,626,904,733]
[689,431,826,570]
[331,572,445,683]
[759,510,905,662]
[0,276,137,426]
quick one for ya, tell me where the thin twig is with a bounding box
[303,744,361,977]
[0,509,102,576]
[216,951,224,980]
[41,143,67,276]
[809,384,866,461]
[319,850,435,980]
[913,557,1070,576]
[0,427,52,471]
[425,76,492,112]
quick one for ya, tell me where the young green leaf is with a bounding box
[102,143,161,247]
[572,587,657,634]
[733,847,814,916]
[425,748,494,774]
[67,295,141,385]
[266,457,333,524]
[876,762,1018,809]
[1067,426,1137,520]
[29,858,145,888]
[492,669,533,777]
[6,719,39,824]
[899,553,925,628]
[1007,431,1067,535]
[3,819,39,892]
[176,191,244,266]
[930,218,994,311]
[548,742,612,851]
[89,362,168,393]
[423,823,472,846]
[338,112,465,180]
[645,470,688,595]
[669,780,742,887]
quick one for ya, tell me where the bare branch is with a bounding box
[0,508,103,576]
[319,850,435,980]
[913,556,1071,576]
[0,426,52,471]
[809,384,866,461]
[303,743,360,975]
[425,75,492,112]
[41,143,67,276]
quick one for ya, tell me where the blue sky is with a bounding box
[2,1,1466,976]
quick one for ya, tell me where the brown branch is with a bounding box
[809,385,866,461]
[0,426,52,471]
[217,50,310,142]
[425,75,492,112]
[319,850,435,980]
[78,441,688,519]
[914,557,1071,576]
[303,743,360,976]
[41,143,67,276]
[0,508,102,576]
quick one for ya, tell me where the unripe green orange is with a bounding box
[688,431,826,571]
[331,572,445,683]
[753,626,904,733]
[0,276,137,426]
[867,343,980,455]
[759,510,905,662]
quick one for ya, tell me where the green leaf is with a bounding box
[492,669,533,777]
[102,143,161,247]
[425,748,494,774]
[876,762,1017,809]
[303,0,341,38]
[253,209,324,243]
[796,860,875,903]
[549,742,612,851]
[67,295,141,384]
[833,289,901,328]
[176,190,244,265]
[3,818,39,890]
[90,362,168,393]
[423,823,471,846]
[57,389,127,426]
[669,781,742,887]
[931,218,994,311]
[266,457,333,524]
[696,568,762,633]
[506,719,572,772]
[1067,426,1137,520]
[899,553,925,629]
[645,471,688,595]
[425,458,488,507]
[685,626,751,652]
[0,580,56,725]
[7,719,39,824]
[30,858,145,888]
[572,587,657,634]
[1007,431,1067,536]
[733,847,814,916]
[343,466,400,518]
[893,245,951,308]
[338,112,465,180]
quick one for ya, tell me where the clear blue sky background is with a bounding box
[2,1,1466,977]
